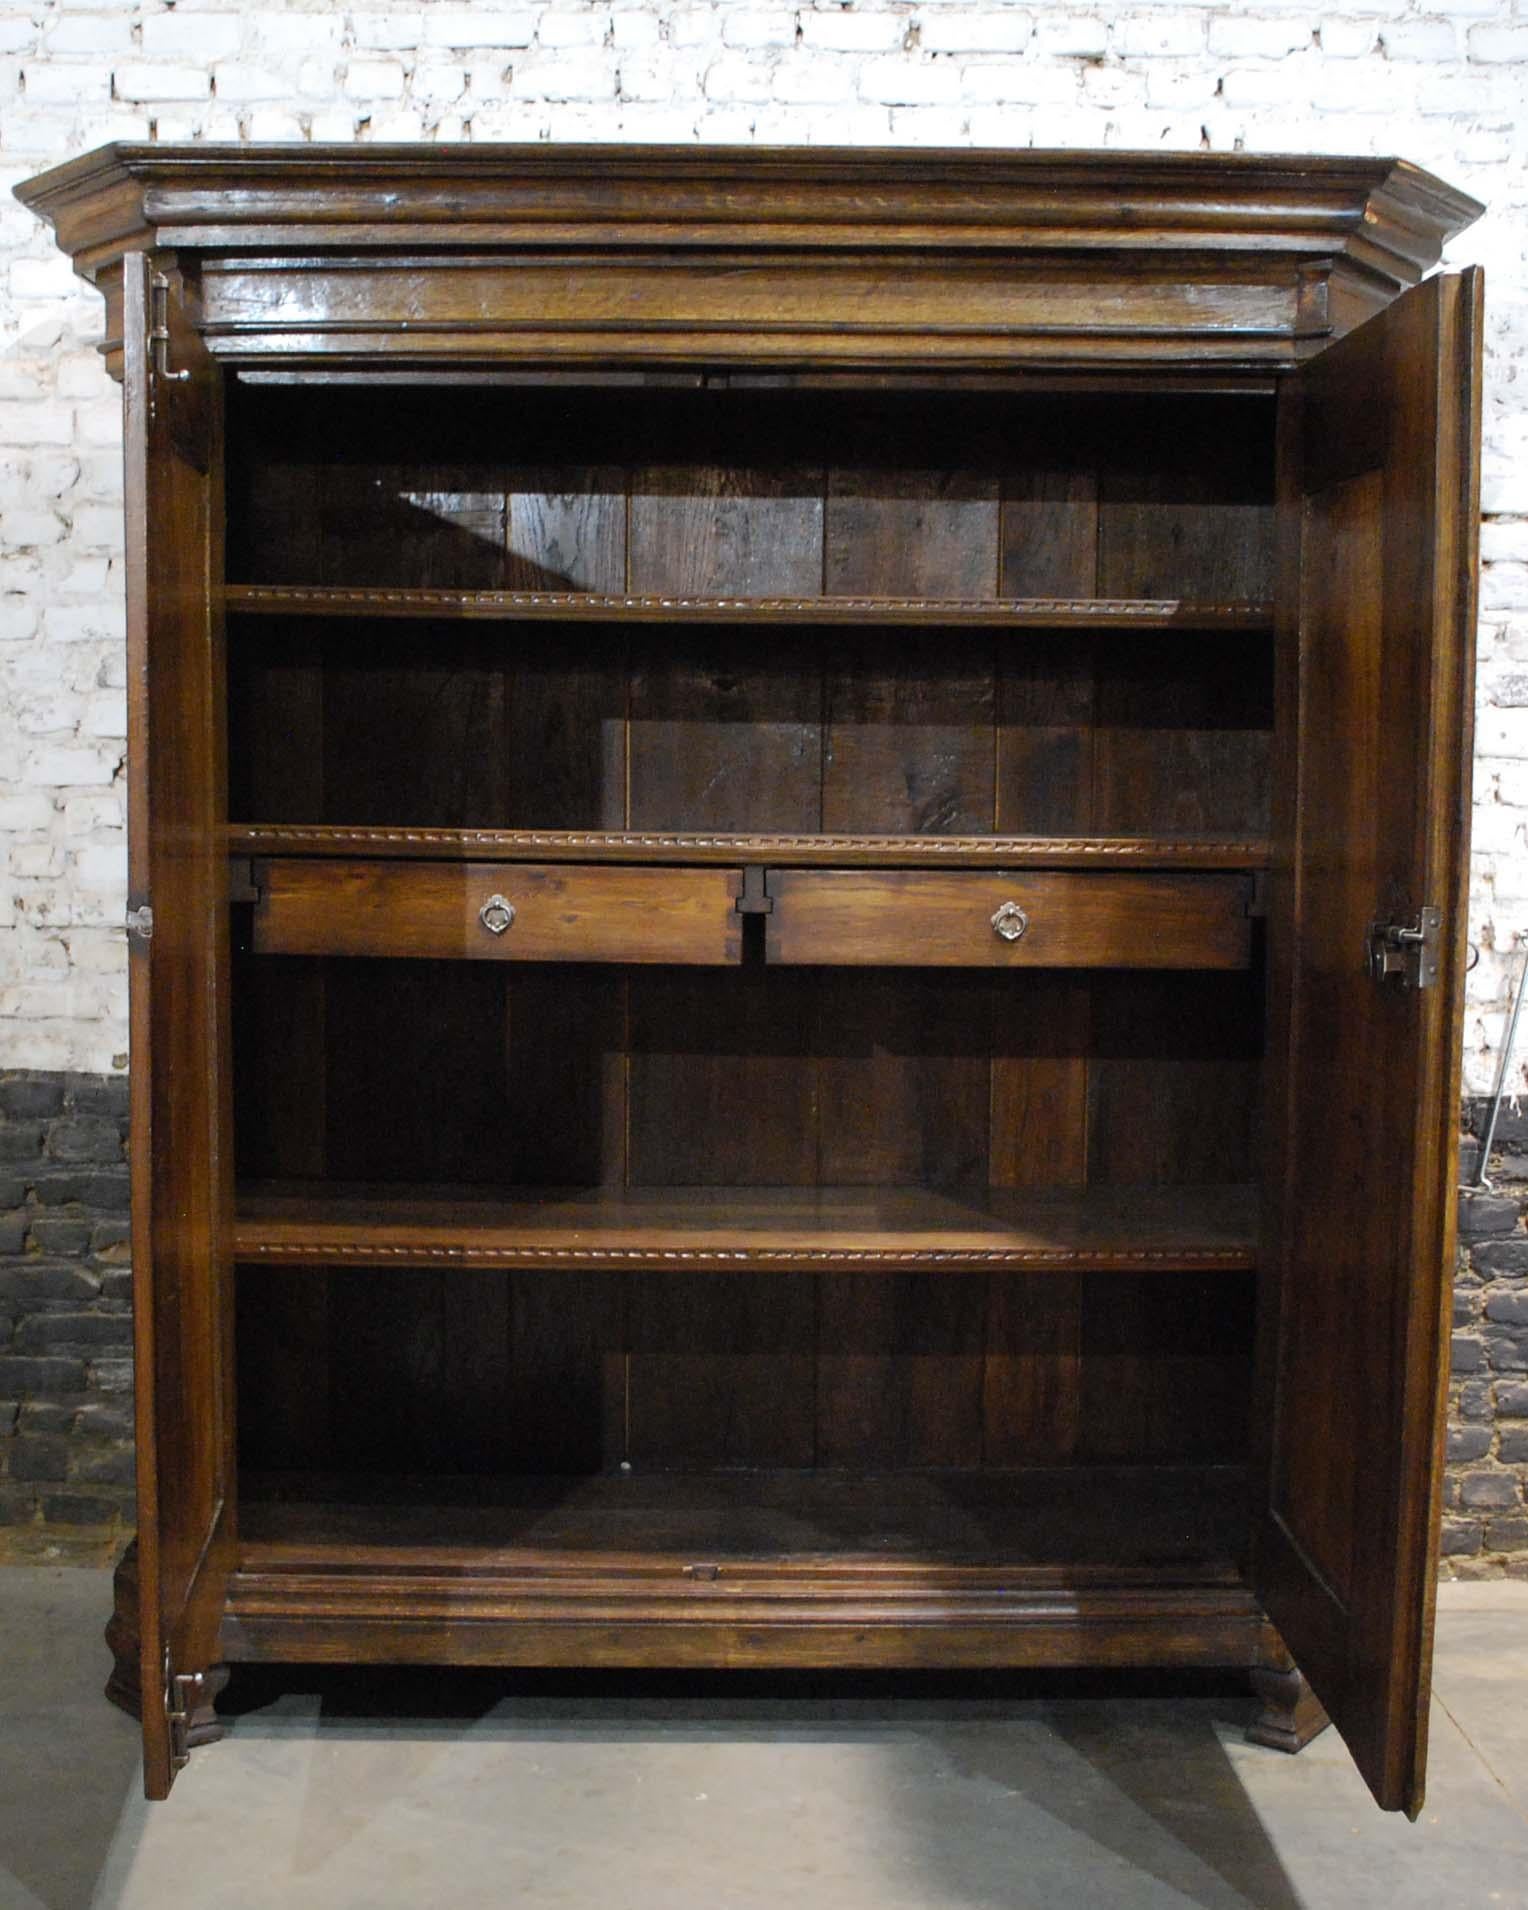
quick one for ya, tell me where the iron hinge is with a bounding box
[148,271,190,411]
[125,901,154,944]
[1368,906,1442,990]
[165,1662,204,1772]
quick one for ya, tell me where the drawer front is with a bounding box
[251,861,743,965]
[764,870,1252,968]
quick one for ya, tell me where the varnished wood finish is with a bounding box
[1255,271,1482,1816]
[230,825,1271,870]
[121,258,237,1800]
[221,1467,1267,1671]
[1248,1662,1332,1753]
[15,146,1482,1813]
[226,584,1274,628]
[233,1182,1259,1272]
[765,870,1253,968]
[15,148,1481,377]
[249,859,744,965]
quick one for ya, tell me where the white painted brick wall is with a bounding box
[0,0,1518,1086]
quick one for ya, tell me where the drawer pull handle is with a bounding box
[478,894,516,936]
[990,901,1029,943]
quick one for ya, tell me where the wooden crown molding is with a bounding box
[14,144,1483,373]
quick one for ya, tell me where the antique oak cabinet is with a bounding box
[16,145,1482,1810]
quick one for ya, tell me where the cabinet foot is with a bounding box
[104,1539,141,1720]
[182,1664,232,1748]
[1248,1663,1331,1753]
[103,1540,231,1746]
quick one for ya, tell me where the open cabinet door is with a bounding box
[1256,269,1482,1815]
[121,254,236,1798]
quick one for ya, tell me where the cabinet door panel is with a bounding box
[122,255,235,1798]
[1256,269,1482,1816]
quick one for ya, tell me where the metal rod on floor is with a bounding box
[1473,941,1528,1190]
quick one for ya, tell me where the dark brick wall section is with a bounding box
[1451,1098,1528,1578]
[0,1071,134,1535]
[1,1069,1524,1577]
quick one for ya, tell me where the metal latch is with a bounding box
[165,1660,203,1771]
[1368,907,1442,989]
[149,272,190,389]
[125,902,154,943]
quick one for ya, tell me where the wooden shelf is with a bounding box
[228,824,1272,872]
[224,1466,1262,1671]
[233,1182,1258,1272]
[225,584,1275,630]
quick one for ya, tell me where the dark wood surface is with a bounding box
[15,148,1482,381]
[764,869,1253,968]
[233,1181,1259,1271]
[13,144,1480,1812]
[229,825,1272,870]
[1254,270,1482,1817]
[223,1465,1267,1671]
[120,257,237,1800]
[249,858,745,965]
[226,585,1274,628]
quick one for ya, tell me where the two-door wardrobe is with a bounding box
[15,144,1482,1811]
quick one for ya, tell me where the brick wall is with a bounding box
[0,1070,133,1545]
[1,2,1525,1558]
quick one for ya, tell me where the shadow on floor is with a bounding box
[202,1664,1303,1910]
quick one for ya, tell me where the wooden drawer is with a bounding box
[763,870,1253,968]
[250,860,743,965]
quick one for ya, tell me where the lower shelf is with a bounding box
[223,1467,1269,1671]
[232,1183,1259,1272]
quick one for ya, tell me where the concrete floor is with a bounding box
[1,1571,1525,1910]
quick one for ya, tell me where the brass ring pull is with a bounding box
[991,901,1029,943]
[478,895,516,936]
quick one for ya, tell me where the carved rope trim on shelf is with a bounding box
[237,1243,1254,1267]
[232,826,1266,859]
[225,585,1275,622]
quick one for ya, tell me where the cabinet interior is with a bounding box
[226,375,1274,1584]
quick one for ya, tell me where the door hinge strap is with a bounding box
[149,272,191,388]
[1368,906,1442,989]
[165,1667,204,1771]
[125,901,154,943]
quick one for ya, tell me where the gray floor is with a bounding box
[1,1571,1525,1910]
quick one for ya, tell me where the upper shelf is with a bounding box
[227,825,1271,872]
[225,586,1275,630]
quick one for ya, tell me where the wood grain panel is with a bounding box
[766,870,1252,969]
[1087,971,1262,1188]
[989,974,1092,1189]
[822,636,996,835]
[629,465,824,596]
[252,860,743,965]
[504,466,626,591]
[995,635,1096,836]
[1080,1271,1255,1463]
[826,468,1000,598]
[628,633,822,834]
[627,968,817,1186]
[817,1274,987,1467]
[982,1274,1082,1463]
[814,971,990,1190]
[1001,469,1099,597]
[627,1272,817,1468]
[1093,638,1273,839]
